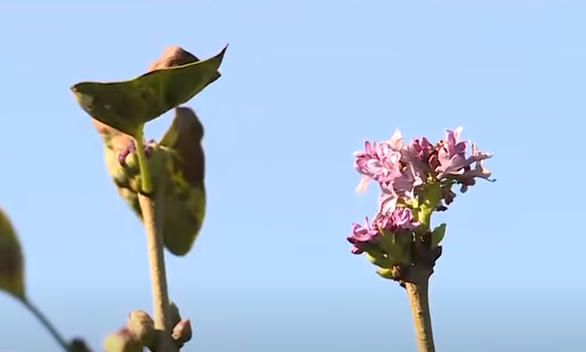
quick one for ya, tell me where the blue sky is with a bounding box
[1,1,584,352]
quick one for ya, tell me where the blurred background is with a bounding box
[0,1,584,352]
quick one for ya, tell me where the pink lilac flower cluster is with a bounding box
[347,127,493,255]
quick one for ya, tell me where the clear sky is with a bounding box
[1,1,584,352]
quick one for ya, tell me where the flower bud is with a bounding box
[168,301,182,328]
[69,338,92,352]
[103,328,143,352]
[126,310,156,348]
[172,319,193,348]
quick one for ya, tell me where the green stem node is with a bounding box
[134,126,153,194]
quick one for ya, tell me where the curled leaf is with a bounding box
[148,46,220,80]
[88,47,211,257]
[71,45,227,136]
[0,206,25,300]
[158,107,206,256]
[99,107,206,256]
[430,223,446,249]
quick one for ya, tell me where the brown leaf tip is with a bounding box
[148,46,200,72]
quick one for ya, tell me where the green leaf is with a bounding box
[158,107,206,256]
[102,108,206,256]
[0,206,25,300]
[416,182,442,232]
[376,268,395,280]
[430,223,446,248]
[71,45,227,137]
[379,231,410,263]
[365,249,392,268]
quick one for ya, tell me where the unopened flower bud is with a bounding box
[172,319,192,347]
[127,310,156,348]
[168,301,182,328]
[103,328,142,352]
[69,338,92,352]
[118,140,158,166]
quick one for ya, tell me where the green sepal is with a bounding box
[378,231,406,263]
[430,223,446,248]
[376,268,395,280]
[365,249,392,268]
[379,227,414,265]
[414,182,442,235]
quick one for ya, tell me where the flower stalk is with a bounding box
[404,273,435,352]
[134,130,177,352]
[348,127,494,352]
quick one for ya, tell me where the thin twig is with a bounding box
[138,191,170,329]
[134,123,178,351]
[22,298,72,352]
[138,191,178,352]
[404,268,436,352]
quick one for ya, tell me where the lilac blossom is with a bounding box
[377,163,422,215]
[350,126,493,255]
[434,127,494,182]
[354,141,383,192]
[347,217,379,254]
[388,130,429,185]
[354,135,424,215]
[435,128,469,178]
[456,143,494,192]
[445,127,467,156]
[388,130,430,166]
[410,137,433,163]
[387,129,407,153]
[390,208,419,230]
[354,141,408,190]
[374,208,419,233]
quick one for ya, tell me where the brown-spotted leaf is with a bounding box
[160,107,205,186]
[0,206,25,300]
[153,47,207,256]
[92,118,134,152]
[148,46,221,81]
[158,107,206,256]
[92,108,206,256]
[71,45,227,137]
[86,47,211,256]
